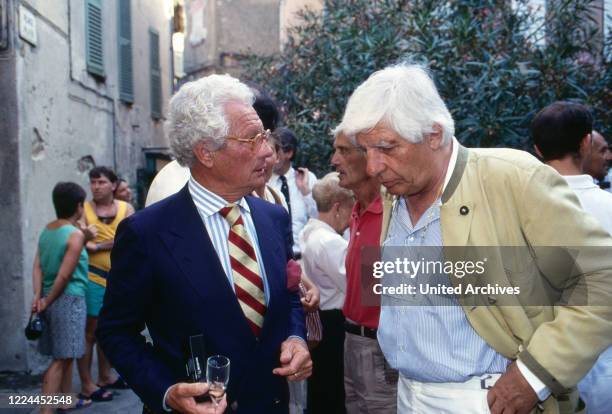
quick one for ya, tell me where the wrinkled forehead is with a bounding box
[334,132,359,148]
[592,132,608,148]
[224,101,263,133]
[356,123,404,146]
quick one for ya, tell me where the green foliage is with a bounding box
[243,0,611,175]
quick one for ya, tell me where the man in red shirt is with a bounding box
[331,131,397,413]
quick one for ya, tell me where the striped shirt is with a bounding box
[187,176,270,303]
[377,196,510,382]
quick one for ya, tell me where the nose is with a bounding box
[366,149,383,177]
[330,150,340,168]
[258,140,273,158]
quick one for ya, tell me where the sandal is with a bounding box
[98,376,130,390]
[56,397,93,411]
[78,388,113,402]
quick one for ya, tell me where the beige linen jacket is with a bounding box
[380,144,612,413]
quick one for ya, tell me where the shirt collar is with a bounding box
[394,195,440,233]
[352,193,382,218]
[188,175,251,218]
[442,137,459,193]
[562,174,599,190]
[284,166,296,180]
[271,165,295,184]
[309,218,337,234]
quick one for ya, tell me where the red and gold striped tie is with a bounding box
[219,204,266,336]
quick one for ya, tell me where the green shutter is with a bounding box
[118,0,133,103]
[85,0,105,77]
[149,28,161,119]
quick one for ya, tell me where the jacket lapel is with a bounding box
[159,186,255,341]
[246,197,284,333]
[441,144,474,246]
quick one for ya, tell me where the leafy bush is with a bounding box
[243,0,611,175]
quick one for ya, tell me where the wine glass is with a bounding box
[206,355,230,406]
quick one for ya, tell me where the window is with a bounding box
[0,0,8,50]
[85,0,104,78]
[118,0,133,103]
[149,28,161,119]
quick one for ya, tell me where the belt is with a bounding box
[399,373,502,391]
[344,321,377,339]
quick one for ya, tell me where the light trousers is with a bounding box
[397,373,501,413]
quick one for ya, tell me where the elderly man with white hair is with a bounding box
[336,63,612,414]
[97,74,311,414]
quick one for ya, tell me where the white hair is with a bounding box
[312,172,354,212]
[165,74,255,167]
[334,63,454,145]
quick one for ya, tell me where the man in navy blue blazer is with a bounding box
[97,74,310,414]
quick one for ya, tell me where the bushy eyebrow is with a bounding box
[370,140,396,149]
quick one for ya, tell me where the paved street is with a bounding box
[0,353,142,414]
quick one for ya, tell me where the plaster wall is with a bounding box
[0,0,172,372]
[0,0,26,371]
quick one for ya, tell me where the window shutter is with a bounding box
[149,28,161,119]
[118,0,133,103]
[85,0,104,78]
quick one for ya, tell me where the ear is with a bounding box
[286,148,295,160]
[193,141,216,168]
[533,145,543,159]
[427,124,444,150]
[333,201,342,215]
[579,133,592,157]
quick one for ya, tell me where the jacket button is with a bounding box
[460,206,469,215]
[231,401,239,411]
[273,398,281,405]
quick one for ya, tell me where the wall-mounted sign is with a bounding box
[19,4,37,46]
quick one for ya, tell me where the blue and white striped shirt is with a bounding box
[377,197,510,382]
[187,176,270,303]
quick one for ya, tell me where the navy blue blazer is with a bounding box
[97,185,306,414]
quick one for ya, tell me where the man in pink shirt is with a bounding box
[331,131,397,413]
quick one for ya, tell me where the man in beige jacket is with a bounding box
[335,63,612,414]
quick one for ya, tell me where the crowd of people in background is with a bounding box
[30,64,612,414]
[31,168,134,412]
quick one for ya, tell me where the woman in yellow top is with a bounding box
[77,167,134,401]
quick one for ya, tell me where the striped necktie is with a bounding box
[219,204,266,336]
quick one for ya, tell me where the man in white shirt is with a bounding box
[532,101,612,414]
[269,128,318,257]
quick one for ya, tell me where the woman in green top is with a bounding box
[31,182,96,413]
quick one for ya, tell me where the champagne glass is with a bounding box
[206,355,230,405]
